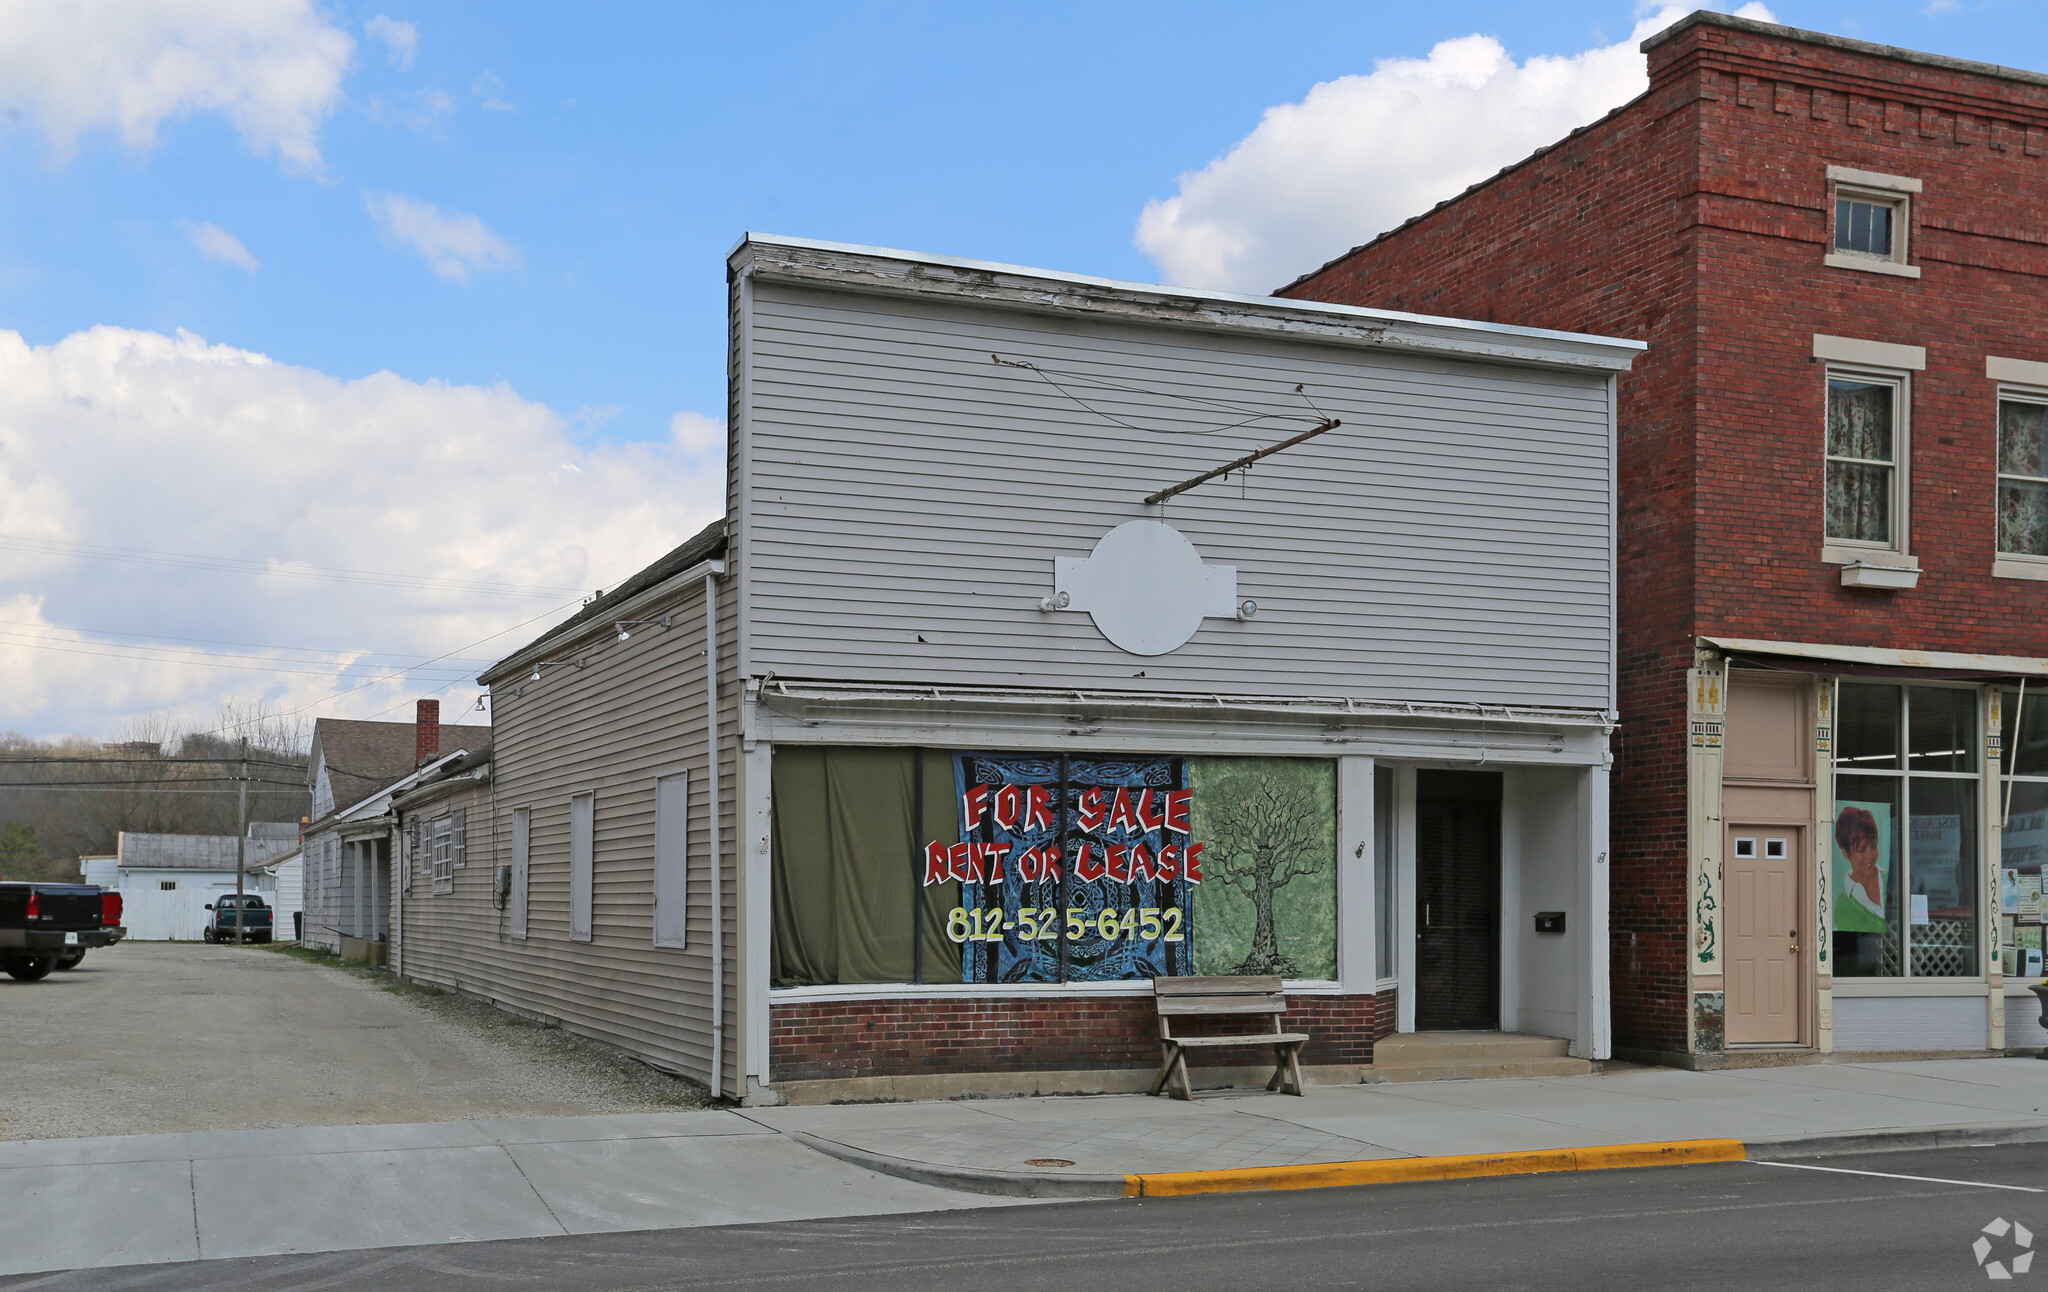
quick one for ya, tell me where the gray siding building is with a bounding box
[420,236,1638,1103]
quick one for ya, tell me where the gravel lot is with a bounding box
[0,941,707,1141]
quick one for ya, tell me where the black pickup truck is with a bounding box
[0,883,125,980]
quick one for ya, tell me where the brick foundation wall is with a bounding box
[769,990,1397,1085]
[1281,14,2048,1056]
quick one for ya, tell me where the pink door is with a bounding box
[1725,826,1802,1045]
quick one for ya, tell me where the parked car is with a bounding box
[0,883,123,980]
[203,894,274,944]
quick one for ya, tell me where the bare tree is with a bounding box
[1204,775,1329,976]
[0,701,310,869]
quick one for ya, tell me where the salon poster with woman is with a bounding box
[1834,802,1893,934]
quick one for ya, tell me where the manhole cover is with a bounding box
[1025,1158,1075,1168]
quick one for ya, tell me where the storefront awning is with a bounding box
[1700,636,2048,681]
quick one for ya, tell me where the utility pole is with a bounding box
[235,738,248,945]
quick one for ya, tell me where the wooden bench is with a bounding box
[1148,975,1309,1100]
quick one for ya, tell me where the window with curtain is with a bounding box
[1998,397,2048,558]
[1999,688,2048,978]
[770,747,961,987]
[1832,683,1981,979]
[1826,376,1899,546]
[771,747,1340,987]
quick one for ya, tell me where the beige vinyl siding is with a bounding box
[398,575,741,1093]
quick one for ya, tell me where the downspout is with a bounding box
[707,571,723,1100]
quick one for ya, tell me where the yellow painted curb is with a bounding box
[1121,1138,1748,1198]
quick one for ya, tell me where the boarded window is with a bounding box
[510,806,530,940]
[653,772,688,949]
[570,791,594,942]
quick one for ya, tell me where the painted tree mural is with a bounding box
[1202,771,1330,976]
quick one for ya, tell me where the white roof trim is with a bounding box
[1703,636,2048,676]
[731,233,1646,369]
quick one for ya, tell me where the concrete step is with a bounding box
[1371,1032,1591,1083]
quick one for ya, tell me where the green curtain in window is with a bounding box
[770,747,962,987]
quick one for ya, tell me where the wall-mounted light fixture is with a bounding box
[529,658,584,683]
[613,616,672,643]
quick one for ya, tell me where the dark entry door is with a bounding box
[1415,770,1501,1031]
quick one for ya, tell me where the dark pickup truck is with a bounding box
[203,894,274,944]
[0,883,125,980]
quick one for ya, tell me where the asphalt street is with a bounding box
[10,1142,2043,1291]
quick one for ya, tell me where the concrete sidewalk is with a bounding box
[0,1109,1024,1277]
[760,1057,2048,1196]
[6,1058,2047,1277]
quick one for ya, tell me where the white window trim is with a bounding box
[1825,166,1920,278]
[1820,362,1916,577]
[430,814,455,895]
[1993,380,2048,580]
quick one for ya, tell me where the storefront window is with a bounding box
[1999,690,2048,980]
[1832,684,1980,978]
[770,746,1340,987]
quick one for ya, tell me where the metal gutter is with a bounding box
[480,558,726,686]
[1700,636,2048,678]
[757,679,1616,730]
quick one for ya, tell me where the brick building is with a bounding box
[1283,10,2048,1063]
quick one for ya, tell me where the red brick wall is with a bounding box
[1278,45,1708,1055]
[769,990,1397,1085]
[1281,15,2048,1056]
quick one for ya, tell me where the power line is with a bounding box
[0,533,586,599]
[0,778,307,788]
[0,756,305,769]
[0,632,478,680]
[0,618,497,666]
[204,593,590,741]
[990,355,1327,438]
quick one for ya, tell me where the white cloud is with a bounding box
[668,412,725,458]
[364,192,520,280]
[0,0,355,174]
[1136,4,1776,294]
[0,325,725,739]
[473,71,513,113]
[365,14,417,70]
[176,219,258,272]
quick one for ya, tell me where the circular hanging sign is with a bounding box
[1049,520,1239,656]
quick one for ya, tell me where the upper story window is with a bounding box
[1826,374,1901,546]
[1814,335,1925,587]
[1835,195,1900,259]
[1997,395,2048,558]
[1824,166,1921,279]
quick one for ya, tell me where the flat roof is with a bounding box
[730,232,1646,362]
[1646,11,2048,92]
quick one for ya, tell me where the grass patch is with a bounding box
[381,980,445,999]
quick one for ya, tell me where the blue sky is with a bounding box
[0,0,2038,740]
[4,0,2030,449]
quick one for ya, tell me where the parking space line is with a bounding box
[1752,1161,2043,1192]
